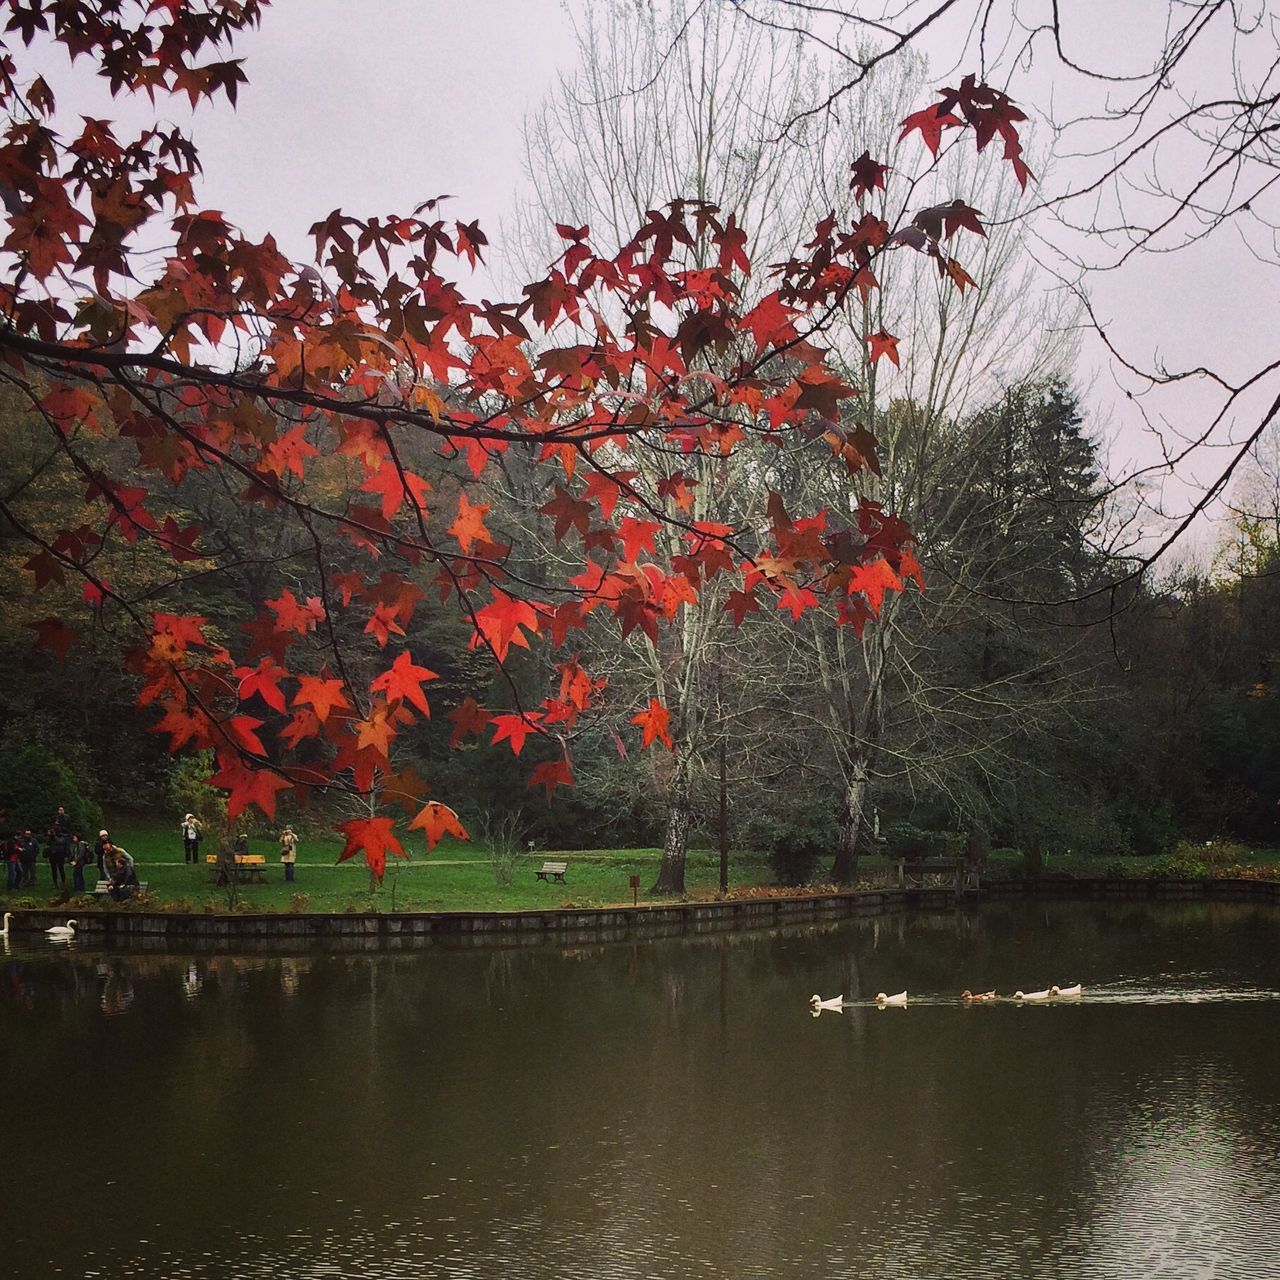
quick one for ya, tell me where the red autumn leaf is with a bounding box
[409,801,470,851]
[448,491,492,553]
[848,151,891,201]
[490,711,543,756]
[447,696,491,746]
[898,103,964,155]
[617,517,662,563]
[370,650,439,716]
[631,697,673,750]
[866,331,900,367]
[293,674,351,721]
[849,557,905,613]
[725,589,760,627]
[527,756,575,800]
[209,755,292,821]
[236,658,288,713]
[540,484,592,541]
[267,589,325,635]
[29,617,78,659]
[336,816,406,880]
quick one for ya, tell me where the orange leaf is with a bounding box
[409,801,469,851]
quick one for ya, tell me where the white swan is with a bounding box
[875,991,908,1005]
[45,919,77,939]
[809,994,844,1011]
[0,912,10,937]
[1052,984,1083,998]
[1013,987,1052,1001]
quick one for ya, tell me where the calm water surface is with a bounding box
[3,900,1279,1279]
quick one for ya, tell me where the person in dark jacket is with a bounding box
[93,830,110,880]
[4,833,20,891]
[18,829,38,888]
[46,828,69,887]
[107,845,138,901]
[69,832,91,894]
[51,806,71,838]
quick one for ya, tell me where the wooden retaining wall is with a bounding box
[6,875,1280,949]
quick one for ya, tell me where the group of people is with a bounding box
[3,807,138,899]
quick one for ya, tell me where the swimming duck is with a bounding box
[1013,987,1051,1001]
[960,989,997,1001]
[875,991,908,1005]
[1052,984,1083,998]
[809,994,844,1011]
[45,919,77,939]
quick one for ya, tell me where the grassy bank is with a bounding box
[6,818,1279,915]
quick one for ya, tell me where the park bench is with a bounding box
[93,880,149,896]
[535,860,568,883]
[206,853,268,884]
[894,858,964,891]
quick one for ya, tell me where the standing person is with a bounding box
[93,830,110,880]
[46,827,69,888]
[279,825,298,883]
[4,833,20,891]
[69,832,91,894]
[180,813,203,864]
[18,829,38,888]
[51,806,71,838]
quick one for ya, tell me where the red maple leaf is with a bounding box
[866,331,900,367]
[526,756,574,800]
[236,658,288,713]
[336,816,406,880]
[370,650,438,716]
[849,557,904,612]
[293,674,350,721]
[28,617,78,659]
[449,491,492,553]
[848,151,891,201]
[725,589,760,628]
[209,755,292,821]
[447,696,490,746]
[631,698,673,750]
[898,103,964,156]
[490,711,543,756]
[409,801,470,851]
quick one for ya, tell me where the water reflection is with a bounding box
[1,900,1278,1278]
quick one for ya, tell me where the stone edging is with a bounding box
[4,875,1279,949]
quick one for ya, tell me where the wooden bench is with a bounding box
[895,858,963,891]
[206,854,268,883]
[94,880,149,896]
[535,860,567,882]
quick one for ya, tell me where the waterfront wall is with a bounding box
[7,875,1280,949]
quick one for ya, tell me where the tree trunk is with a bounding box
[653,781,692,895]
[830,758,871,886]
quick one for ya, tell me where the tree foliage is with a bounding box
[0,2,1035,877]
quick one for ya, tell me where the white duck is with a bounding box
[809,994,844,1011]
[0,912,10,937]
[1052,984,1083,998]
[875,991,908,1005]
[45,919,77,940]
[1013,987,1052,1001]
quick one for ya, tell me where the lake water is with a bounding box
[3,899,1280,1278]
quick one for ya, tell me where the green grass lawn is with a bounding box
[8,817,1279,915]
[9,815,785,913]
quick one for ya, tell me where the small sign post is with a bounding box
[629,874,640,907]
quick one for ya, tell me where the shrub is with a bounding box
[1148,854,1210,880]
[770,824,829,887]
[0,744,102,839]
[885,823,960,863]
